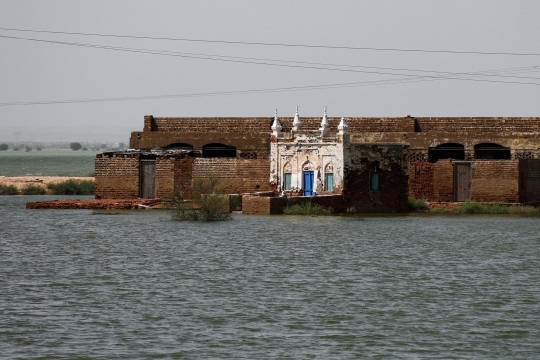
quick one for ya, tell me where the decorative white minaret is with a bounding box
[338,116,348,135]
[292,106,301,131]
[319,106,329,137]
[271,109,282,137]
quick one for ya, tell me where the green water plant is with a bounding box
[47,179,95,195]
[164,176,231,221]
[283,201,333,215]
[21,183,46,195]
[0,184,19,195]
[433,200,538,214]
[408,197,429,212]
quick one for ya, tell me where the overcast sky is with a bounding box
[1,0,540,142]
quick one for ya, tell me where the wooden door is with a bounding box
[140,159,156,198]
[303,171,314,196]
[454,162,471,202]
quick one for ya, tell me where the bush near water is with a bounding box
[434,201,539,214]
[283,201,333,215]
[21,184,46,195]
[47,179,94,195]
[0,184,19,195]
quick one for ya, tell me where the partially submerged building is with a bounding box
[95,110,540,212]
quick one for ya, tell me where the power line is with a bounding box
[2,34,540,85]
[3,72,540,107]
[1,27,539,56]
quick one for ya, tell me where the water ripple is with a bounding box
[1,196,540,358]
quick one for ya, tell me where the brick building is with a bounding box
[95,110,540,211]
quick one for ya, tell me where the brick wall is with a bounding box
[344,144,409,212]
[432,160,454,202]
[242,195,284,215]
[519,159,540,204]
[409,162,434,200]
[472,160,519,203]
[191,158,272,194]
[144,116,415,133]
[155,157,175,199]
[143,116,540,134]
[415,117,540,133]
[174,157,194,199]
[95,154,140,199]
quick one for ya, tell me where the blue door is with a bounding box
[303,171,314,196]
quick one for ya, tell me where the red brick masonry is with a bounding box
[26,198,161,210]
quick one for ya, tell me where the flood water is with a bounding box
[1,195,540,359]
[0,150,97,176]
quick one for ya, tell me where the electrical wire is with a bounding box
[1,27,540,56]
[2,34,540,85]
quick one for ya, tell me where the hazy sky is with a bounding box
[1,1,540,142]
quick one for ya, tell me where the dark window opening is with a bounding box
[474,143,511,160]
[202,143,237,158]
[429,143,465,162]
[164,143,194,151]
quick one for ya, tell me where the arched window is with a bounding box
[283,162,292,190]
[202,143,237,158]
[324,163,334,191]
[474,143,510,160]
[164,143,193,150]
[429,143,465,162]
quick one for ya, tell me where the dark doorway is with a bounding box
[140,159,156,198]
[474,143,511,159]
[429,143,465,162]
[453,161,471,202]
[202,143,237,158]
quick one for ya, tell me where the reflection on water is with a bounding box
[1,195,540,358]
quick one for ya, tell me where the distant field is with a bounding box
[0,150,98,176]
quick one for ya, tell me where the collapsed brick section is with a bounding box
[95,153,140,199]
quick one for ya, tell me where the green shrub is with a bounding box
[283,201,333,215]
[21,184,46,195]
[454,201,538,214]
[47,179,94,195]
[431,201,539,214]
[0,143,8,151]
[0,184,19,195]
[346,206,357,214]
[408,197,429,211]
[163,177,231,221]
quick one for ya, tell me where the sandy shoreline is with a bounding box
[0,176,95,191]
